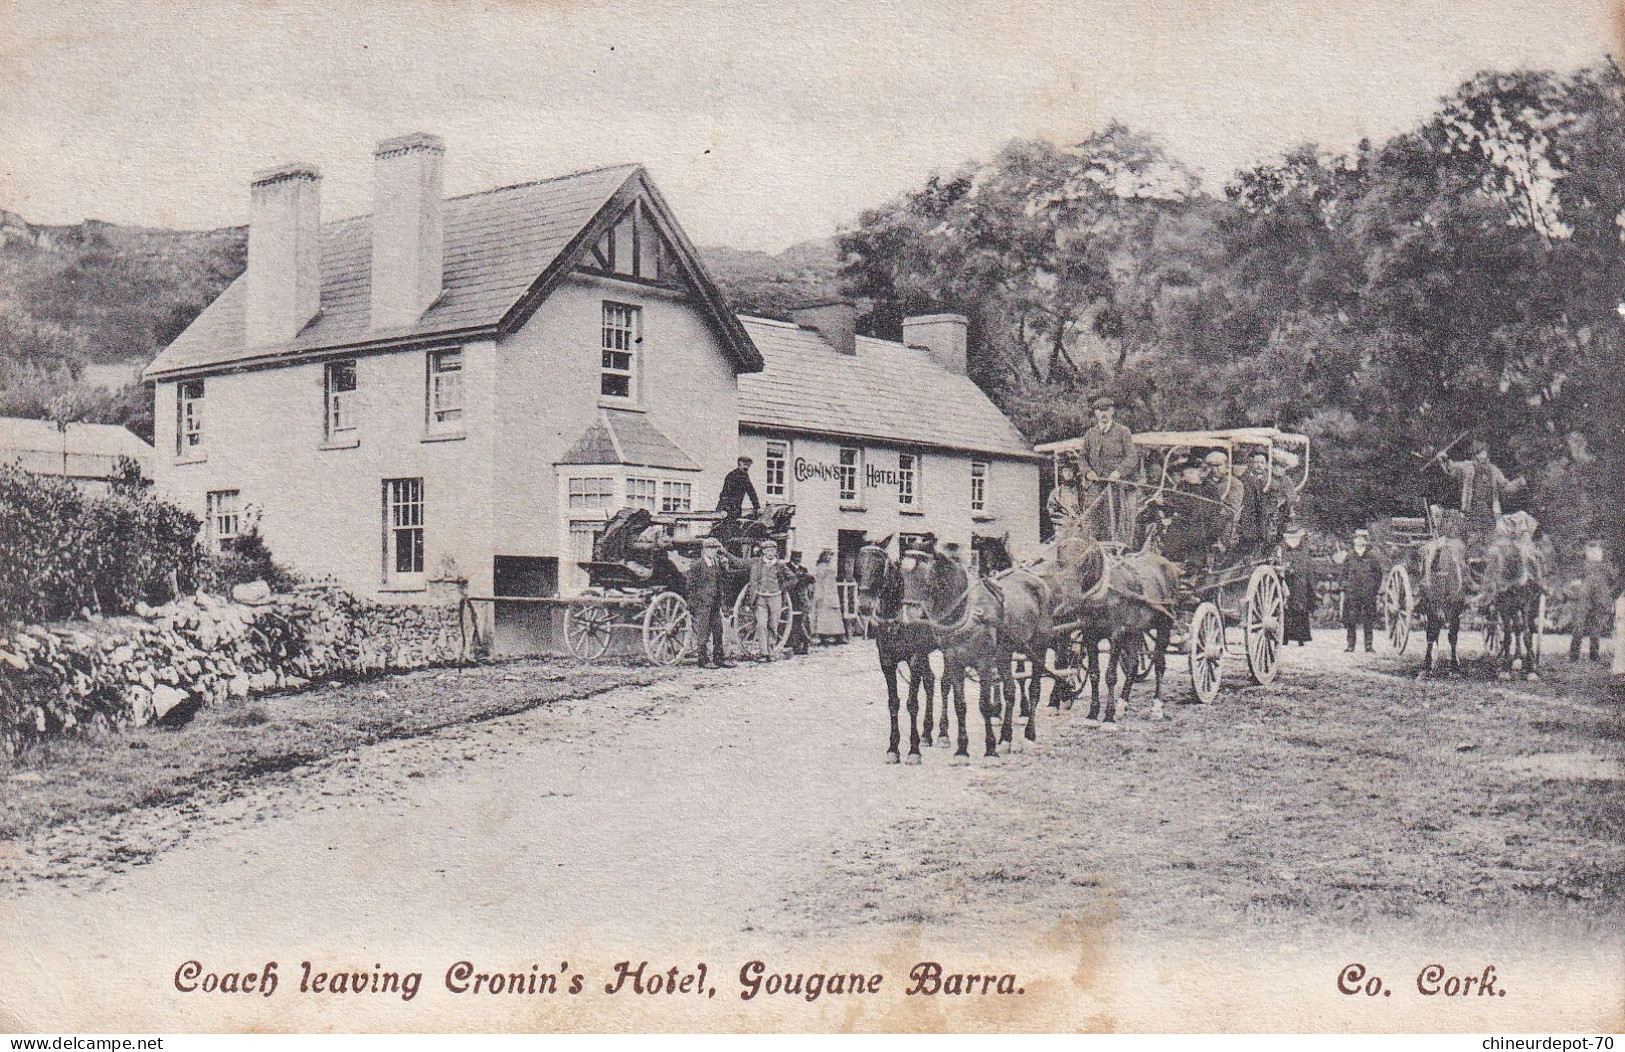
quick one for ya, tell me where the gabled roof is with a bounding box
[736,318,1036,459]
[556,409,701,471]
[0,417,155,480]
[147,164,761,379]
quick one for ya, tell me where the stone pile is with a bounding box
[0,584,461,755]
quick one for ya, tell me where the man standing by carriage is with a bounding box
[1342,528,1383,652]
[1569,538,1616,663]
[1079,395,1140,544]
[690,536,742,669]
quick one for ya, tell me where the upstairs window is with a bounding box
[659,480,692,514]
[567,477,615,510]
[427,349,463,431]
[325,360,357,439]
[601,303,640,400]
[898,453,919,508]
[177,380,205,455]
[765,441,789,499]
[971,460,988,513]
[838,447,861,506]
[384,478,425,580]
[206,489,240,551]
[626,477,659,511]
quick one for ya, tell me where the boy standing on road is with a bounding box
[1342,528,1383,653]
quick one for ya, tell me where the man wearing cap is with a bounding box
[1441,440,1526,556]
[1154,457,1218,568]
[1201,450,1241,548]
[1342,528,1383,652]
[689,536,744,668]
[749,542,792,661]
[1570,539,1617,663]
[786,550,815,656]
[1079,395,1140,543]
[716,455,762,522]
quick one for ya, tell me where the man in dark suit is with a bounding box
[688,536,740,668]
[716,456,761,521]
[1342,528,1384,653]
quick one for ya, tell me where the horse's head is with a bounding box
[854,541,898,619]
[899,550,968,623]
[1044,536,1108,621]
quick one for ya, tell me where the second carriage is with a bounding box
[561,504,801,664]
[1036,426,1311,702]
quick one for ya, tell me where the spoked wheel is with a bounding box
[732,587,795,659]
[641,591,693,666]
[564,598,614,660]
[1187,601,1225,703]
[1245,565,1285,686]
[1381,564,1414,654]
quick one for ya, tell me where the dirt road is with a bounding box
[1,635,1620,1032]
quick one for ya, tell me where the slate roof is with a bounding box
[736,318,1036,459]
[0,417,155,480]
[556,409,700,471]
[147,164,761,378]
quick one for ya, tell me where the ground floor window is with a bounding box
[384,477,425,582]
[564,519,604,594]
[206,489,241,551]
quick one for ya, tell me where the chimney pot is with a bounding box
[790,300,858,355]
[903,313,969,375]
[245,163,322,346]
[370,132,446,330]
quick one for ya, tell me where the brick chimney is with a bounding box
[903,313,969,375]
[790,300,857,355]
[370,132,445,330]
[245,163,322,346]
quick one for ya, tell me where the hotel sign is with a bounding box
[792,457,899,489]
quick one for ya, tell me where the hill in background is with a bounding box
[0,208,842,440]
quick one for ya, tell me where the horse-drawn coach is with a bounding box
[1037,426,1311,704]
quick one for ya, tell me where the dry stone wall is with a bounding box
[1,585,461,756]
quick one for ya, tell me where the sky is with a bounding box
[0,0,1617,251]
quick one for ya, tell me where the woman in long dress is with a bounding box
[810,549,848,643]
[1281,522,1316,645]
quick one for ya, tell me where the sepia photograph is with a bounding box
[0,0,1621,1036]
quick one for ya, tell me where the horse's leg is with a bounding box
[920,659,935,748]
[1020,646,1038,742]
[1448,611,1461,670]
[1115,629,1138,722]
[1150,619,1169,721]
[904,657,923,764]
[1085,639,1102,722]
[946,653,970,761]
[979,656,999,758]
[933,660,949,742]
[1525,604,1540,680]
[1102,642,1120,724]
[883,653,902,763]
[1421,611,1436,675]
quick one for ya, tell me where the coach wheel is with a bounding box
[564,599,613,660]
[1381,564,1413,654]
[1188,601,1225,704]
[1245,565,1285,686]
[642,591,693,666]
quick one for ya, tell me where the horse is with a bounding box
[1070,548,1178,723]
[903,539,1106,758]
[1484,534,1545,681]
[853,536,940,764]
[1416,535,1468,674]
